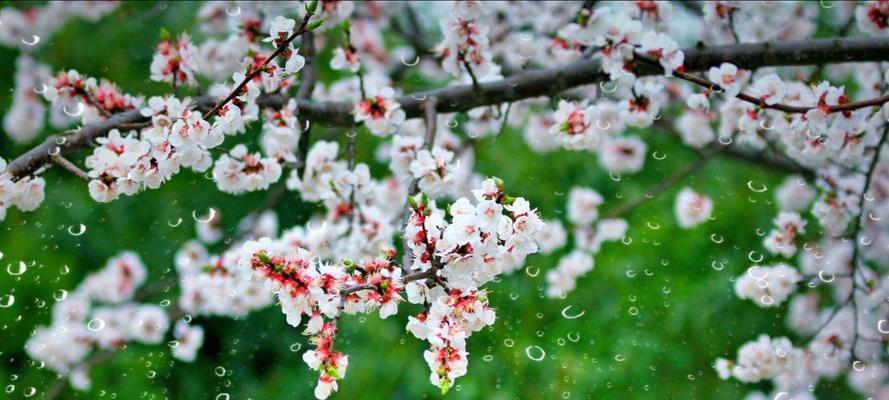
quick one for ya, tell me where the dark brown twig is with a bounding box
[50,154,90,182]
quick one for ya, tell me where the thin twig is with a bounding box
[602,143,728,219]
[459,52,483,98]
[805,125,889,345]
[204,10,315,120]
[50,155,90,181]
[401,98,439,272]
[635,53,889,114]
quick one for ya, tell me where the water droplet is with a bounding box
[193,208,216,223]
[852,360,865,371]
[747,266,768,280]
[599,81,618,93]
[747,251,764,263]
[87,318,106,331]
[63,103,85,117]
[0,294,15,308]
[746,181,768,193]
[214,366,226,377]
[401,54,420,66]
[22,35,40,46]
[817,270,835,283]
[561,305,585,319]
[307,220,327,232]
[525,345,546,361]
[8,262,26,276]
[53,289,68,301]
[225,6,241,16]
[290,343,302,352]
[67,224,86,236]
[877,319,889,334]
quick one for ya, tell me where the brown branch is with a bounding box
[602,143,727,219]
[296,31,317,101]
[805,125,889,345]
[50,155,90,182]
[459,52,484,99]
[638,53,889,114]
[339,267,436,299]
[846,125,889,350]
[295,31,317,177]
[10,36,889,180]
[401,98,438,273]
[407,97,439,196]
[421,97,439,152]
[653,118,815,179]
[204,11,316,120]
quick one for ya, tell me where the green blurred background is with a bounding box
[0,2,857,399]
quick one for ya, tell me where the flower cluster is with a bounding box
[44,69,143,124]
[403,178,545,284]
[734,264,802,308]
[715,335,804,383]
[354,84,406,136]
[545,97,648,174]
[674,187,714,229]
[239,239,402,398]
[545,187,627,297]
[3,56,50,143]
[435,1,500,79]
[407,288,495,394]
[85,95,218,202]
[763,211,807,258]
[150,32,201,87]
[25,252,170,390]
[0,1,117,50]
[213,144,283,194]
[409,147,457,198]
[0,157,46,221]
[175,240,274,317]
[303,322,350,399]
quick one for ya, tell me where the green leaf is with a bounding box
[308,19,325,31]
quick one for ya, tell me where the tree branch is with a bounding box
[10,37,889,180]
[636,53,889,114]
[295,31,317,177]
[602,143,727,219]
[50,155,90,182]
[204,11,315,120]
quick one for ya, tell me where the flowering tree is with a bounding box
[3,1,889,399]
